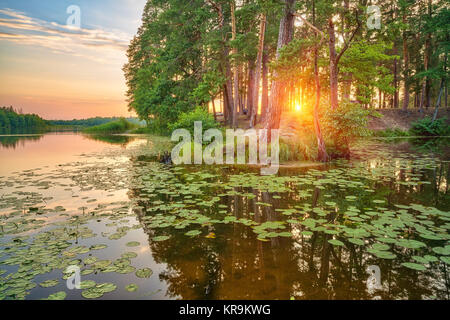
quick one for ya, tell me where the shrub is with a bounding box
[168,107,220,137]
[322,101,371,155]
[83,118,135,134]
[410,117,449,137]
[373,128,410,137]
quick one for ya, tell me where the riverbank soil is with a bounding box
[369,108,450,131]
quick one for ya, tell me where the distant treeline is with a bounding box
[0,107,145,134]
[49,117,145,128]
[0,107,49,134]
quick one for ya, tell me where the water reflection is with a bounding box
[83,134,137,147]
[127,152,449,300]
[0,135,44,149]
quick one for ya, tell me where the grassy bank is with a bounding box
[83,118,137,134]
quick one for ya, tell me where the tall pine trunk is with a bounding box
[328,18,339,110]
[231,1,239,128]
[265,0,296,131]
[312,1,329,162]
[402,12,410,111]
[260,47,269,125]
[250,14,266,128]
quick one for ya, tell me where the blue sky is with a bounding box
[0,0,146,119]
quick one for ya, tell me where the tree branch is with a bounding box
[293,13,326,47]
[336,11,361,64]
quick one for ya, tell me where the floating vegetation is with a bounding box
[135,268,153,279]
[0,136,449,300]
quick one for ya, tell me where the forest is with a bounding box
[0,107,49,134]
[124,0,449,160]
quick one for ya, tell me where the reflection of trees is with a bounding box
[0,135,43,149]
[126,158,449,300]
[83,134,136,147]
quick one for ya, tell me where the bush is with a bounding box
[410,117,449,137]
[168,107,220,137]
[322,101,371,155]
[373,128,410,137]
[83,118,135,134]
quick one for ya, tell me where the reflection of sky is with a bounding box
[0,0,146,119]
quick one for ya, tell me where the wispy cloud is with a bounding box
[0,8,133,64]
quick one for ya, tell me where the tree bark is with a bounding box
[432,79,445,122]
[231,1,239,129]
[250,13,266,128]
[265,0,296,131]
[393,45,399,108]
[328,18,339,110]
[402,12,410,111]
[259,47,269,125]
[247,60,256,119]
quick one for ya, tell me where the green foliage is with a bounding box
[124,0,214,127]
[323,102,371,154]
[373,128,410,138]
[410,117,450,137]
[168,107,220,137]
[340,41,396,105]
[0,106,49,134]
[83,119,136,134]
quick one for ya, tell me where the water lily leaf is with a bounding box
[328,239,345,247]
[39,279,59,288]
[125,284,139,292]
[185,230,202,237]
[136,268,153,278]
[402,263,426,271]
[126,241,140,247]
[44,291,67,300]
[121,252,138,259]
[80,280,96,289]
[153,235,171,242]
[348,238,364,246]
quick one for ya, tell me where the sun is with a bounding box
[295,103,302,112]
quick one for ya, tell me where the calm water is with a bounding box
[0,133,449,300]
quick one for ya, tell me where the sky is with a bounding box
[0,0,146,120]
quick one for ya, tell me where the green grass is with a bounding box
[83,118,136,134]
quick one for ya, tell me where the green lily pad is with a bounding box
[39,279,59,288]
[44,291,67,300]
[126,241,140,247]
[136,268,153,278]
[402,262,426,271]
[328,239,345,247]
[125,284,139,292]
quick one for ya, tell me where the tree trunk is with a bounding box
[342,0,352,101]
[402,12,410,112]
[231,1,239,129]
[425,0,432,109]
[212,97,217,121]
[432,79,445,122]
[250,13,266,128]
[328,18,339,110]
[259,47,269,125]
[313,20,328,161]
[393,48,399,108]
[247,60,256,120]
[265,0,296,131]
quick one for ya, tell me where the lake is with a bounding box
[0,133,449,300]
